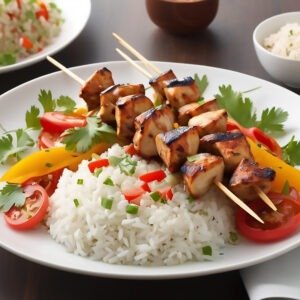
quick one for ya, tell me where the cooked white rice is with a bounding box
[47,144,237,266]
[264,23,300,60]
[0,0,63,65]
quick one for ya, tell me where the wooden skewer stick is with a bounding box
[46,56,85,86]
[254,186,277,211]
[113,32,161,75]
[215,181,264,224]
[116,48,153,79]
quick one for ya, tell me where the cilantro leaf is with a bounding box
[216,85,257,128]
[258,107,288,135]
[38,89,56,112]
[194,74,208,95]
[282,136,300,166]
[57,96,77,113]
[0,130,34,164]
[62,117,116,152]
[26,105,41,129]
[0,184,26,213]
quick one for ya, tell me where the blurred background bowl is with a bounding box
[253,11,300,88]
[145,0,219,35]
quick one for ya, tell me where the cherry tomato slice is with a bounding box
[4,183,49,230]
[38,130,61,149]
[236,191,300,242]
[24,169,63,196]
[40,112,87,134]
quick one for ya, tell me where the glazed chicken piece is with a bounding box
[115,94,154,142]
[181,153,225,198]
[164,77,200,110]
[155,126,199,172]
[188,109,228,137]
[99,83,145,124]
[229,158,276,201]
[177,99,219,126]
[79,68,114,111]
[149,69,177,100]
[198,131,253,172]
[133,105,175,158]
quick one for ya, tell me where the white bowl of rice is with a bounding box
[253,11,300,88]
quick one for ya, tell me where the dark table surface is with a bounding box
[1,0,299,299]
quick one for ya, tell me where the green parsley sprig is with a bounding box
[282,136,300,166]
[0,184,25,213]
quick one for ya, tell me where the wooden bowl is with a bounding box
[145,0,219,35]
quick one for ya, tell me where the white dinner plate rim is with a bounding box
[0,61,300,279]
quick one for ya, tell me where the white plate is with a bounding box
[0,0,91,74]
[0,61,300,279]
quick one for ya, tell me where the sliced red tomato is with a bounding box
[40,112,87,134]
[38,130,61,149]
[122,187,145,202]
[4,183,49,230]
[24,169,63,196]
[35,1,49,20]
[124,144,138,156]
[88,158,109,173]
[139,169,166,183]
[227,120,282,158]
[236,191,300,242]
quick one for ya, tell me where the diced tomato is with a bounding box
[4,183,49,230]
[236,190,300,242]
[35,1,49,20]
[158,186,173,201]
[24,169,63,197]
[141,182,151,192]
[40,112,87,134]
[20,36,33,50]
[122,187,145,202]
[124,144,138,156]
[227,120,282,158]
[88,158,109,173]
[37,130,61,149]
[139,169,166,183]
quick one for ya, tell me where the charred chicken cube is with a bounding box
[229,158,276,201]
[149,69,177,100]
[164,77,201,110]
[79,68,114,111]
[198,131,253,172]
[99,83,145,124]
[133,105,175,158]
[178,99,220,125]
[115,94,154,142]
[188,109,227,137]
[155,126,199,172]
[181,153,224,198]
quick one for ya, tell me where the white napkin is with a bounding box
[241,247,300,300]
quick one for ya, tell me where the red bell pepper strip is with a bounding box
[139,169,166,183]
[88,158,109,173]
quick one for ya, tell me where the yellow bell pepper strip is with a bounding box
[0,143,110,184]
[248,138,300,193]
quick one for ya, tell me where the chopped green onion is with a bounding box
[101,197,113,209]
[119,156,137,175]
[202,245,212,256]
[73,199,80,207]
[150,191,161,202]
[103,177,114,186]
[93,168,103,177]
[229,232,238,243]
[187,196,195,203]
[108,156,123,167]
[77,178,84,185]
[126,204,139,214]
